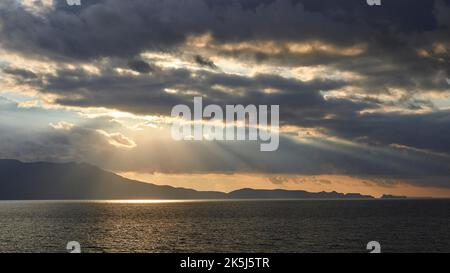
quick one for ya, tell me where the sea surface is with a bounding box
[0,199,449,253]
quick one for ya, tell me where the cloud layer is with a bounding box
[1,0,450,191]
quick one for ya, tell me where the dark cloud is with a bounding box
[6,59,450,159]
[0,0,445,57]
[2,67,37,80]
[194,55,218,70]
[0,0,448,93]
[434,0,450,27]
[3,67,36,78]
[127,59,154,74]
[319,110,450,155]
[9,64,357,118]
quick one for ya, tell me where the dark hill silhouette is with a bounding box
[0,159,374,200]
[0,159,225,200]
[228,188,373,199]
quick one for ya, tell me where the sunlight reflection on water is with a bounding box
[0,200,449,253]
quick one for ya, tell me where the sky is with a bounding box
[0,0,450,197]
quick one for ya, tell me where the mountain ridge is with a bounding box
[0,159,377,200]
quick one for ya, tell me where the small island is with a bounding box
[380,194,407,199]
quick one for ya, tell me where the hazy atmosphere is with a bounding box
[1,0,450,197]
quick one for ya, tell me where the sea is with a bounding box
[0,199,449,253]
